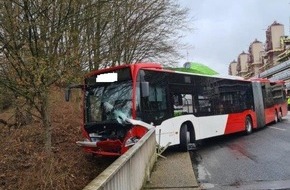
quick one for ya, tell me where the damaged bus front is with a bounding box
[65,65,154,157]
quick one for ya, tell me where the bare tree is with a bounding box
[0,0,84,152]
[82,0,191,70]
[107,0,189,66]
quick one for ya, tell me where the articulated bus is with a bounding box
[65,63,288,156]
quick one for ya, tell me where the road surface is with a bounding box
[190,112,290,190]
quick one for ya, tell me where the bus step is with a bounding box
[188,143,196,151]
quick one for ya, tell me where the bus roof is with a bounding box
[85,63,162,78]
[85,63,249,81]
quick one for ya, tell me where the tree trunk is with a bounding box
[43,111,52,153]
[40,94,52,154]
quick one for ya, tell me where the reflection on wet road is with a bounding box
[190,113,290,190]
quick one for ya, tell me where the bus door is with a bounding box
[252,82,265,128]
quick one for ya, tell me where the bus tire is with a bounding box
[180,123,190,151]
[278,109,282,122]
[245,116,252,135]
[274,110,279,123]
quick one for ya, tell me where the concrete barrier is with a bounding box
[82,129,157,190]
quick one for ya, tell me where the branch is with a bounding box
[0,119,17,128]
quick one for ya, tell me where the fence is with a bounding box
[82,129,156,190]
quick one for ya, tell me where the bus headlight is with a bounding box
[125,137,139,147]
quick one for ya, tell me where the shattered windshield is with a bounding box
[85,81,133,124]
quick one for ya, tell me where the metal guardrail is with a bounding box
[270,68,290,81]
[259,60,290,78]
[82,129,157,190]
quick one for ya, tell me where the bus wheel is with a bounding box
[278,110,282,122]
[245,116,252,135]
[274,111,279,123]
[180,123,190,151]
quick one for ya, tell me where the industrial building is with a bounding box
[228,21,290,90]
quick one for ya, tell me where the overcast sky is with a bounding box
[178,0,290,75]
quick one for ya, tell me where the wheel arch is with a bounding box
[246,114,253,122]
[245,114,253,134]
[181,120,196,142]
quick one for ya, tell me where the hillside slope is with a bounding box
[0,87,114,190]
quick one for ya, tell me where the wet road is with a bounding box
[190,112,290,190]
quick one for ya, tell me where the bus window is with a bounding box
[197,95,211,114]
[173,94,193,116]
[271,82,285,104]
[182,94,193,114]
[138,70,169,125]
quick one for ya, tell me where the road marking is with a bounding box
[269,126,286,131]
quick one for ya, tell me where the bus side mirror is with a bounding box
[141,82,149,97]
[64,84,83,102]
[65,87,71,102]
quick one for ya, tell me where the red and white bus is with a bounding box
[65,63,288,156]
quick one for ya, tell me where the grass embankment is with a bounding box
[0,87,113,190]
